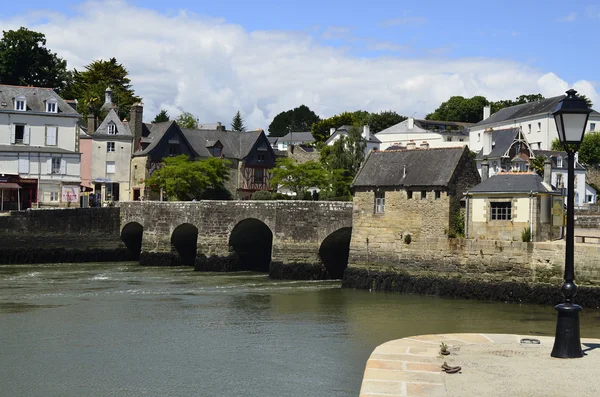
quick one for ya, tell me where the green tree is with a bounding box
[271,157,329,198]
[529,155,547,177]
[69,57,141,120]
[311,111,355,143]
[426,96,489,123]
[268,105,321,137]
[369,110,407,133]
[145,155,230,200]
[551,138,563,151]
[320,126,366,175]
[578,132,600,166]
[231,110,246,132]
[490,94,545,113]
[0,27,71,94]
[153,109,170,123]
[176,111,198,129]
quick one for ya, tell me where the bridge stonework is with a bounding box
[119,201,353,275]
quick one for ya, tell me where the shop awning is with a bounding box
[0,182,21,189]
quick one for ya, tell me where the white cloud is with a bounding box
[558,12,577,22]
[2,0,597,128]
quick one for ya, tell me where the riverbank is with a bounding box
[342,265,600,308]
[360,333,600,397]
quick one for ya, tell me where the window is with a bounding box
[492,161,498,173]
[50,192,59,202]
[586,195,593,203]
[254,168,264,184]
[557,157,563,168]
[46,126,57,146]
[52,157,61,174]
[556,174,564,188]
[490,202,512,220]
[258,153,265,163]
[15,97,25,111]
[375,191,385,213]
[46,100,57,113]
[537,122,541,132]
[107,142,115,153]
[14,125,25,144]
[407,191,413,199]
[107,122,117,134]
[18,156,29,174]
[528,124,531,134]
[421,191,427,200]
[105,184,113,201]
[106,161,116,174]
[169,143,179,156]
[477,133,481,142]
[591,123,596,132]
[435,191,441,200]
[211,147,222,157]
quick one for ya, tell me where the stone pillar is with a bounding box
[129,103,144,154]
[544,158,552,185]
[481,158,489,181]
[87,114,96,134]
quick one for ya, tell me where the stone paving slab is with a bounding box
[359,333,600,397]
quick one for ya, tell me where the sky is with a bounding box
[0,0,598,129]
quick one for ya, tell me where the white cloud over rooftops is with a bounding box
[2,1,597,129]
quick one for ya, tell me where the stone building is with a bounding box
[349,146,480,264]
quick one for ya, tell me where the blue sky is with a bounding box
[0,1,598,126]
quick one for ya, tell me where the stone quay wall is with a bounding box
[0,208,129,264]
[119,200,353,277]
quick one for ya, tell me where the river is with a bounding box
[1,262,599,397]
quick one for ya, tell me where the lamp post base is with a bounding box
[551,303,583,358]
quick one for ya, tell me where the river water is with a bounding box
[1,262,599,397]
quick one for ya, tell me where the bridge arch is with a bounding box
[319,227,352,279]
[121,221,144,260]
[171,223,199,266]
[229,218,273,272]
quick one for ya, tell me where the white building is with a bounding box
[0,85,81,209]
[325,125,380,156]
[273,131,315,151]
[375,117,471,150]
[469,98,600,152]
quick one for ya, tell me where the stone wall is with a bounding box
[120,200,353,276]
[0,207,128,264]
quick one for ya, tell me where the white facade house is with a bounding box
[469,99,600,152]
[375,117,471,150]
[273,131,315,151]
[0,85,81,209]
[325,125,380,156]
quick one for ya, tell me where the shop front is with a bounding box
[0,175,37,211]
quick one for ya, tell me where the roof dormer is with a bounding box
[45,97,58,113]
[206,140,223,157]
[107,121,117,135]
[14,95,26,111]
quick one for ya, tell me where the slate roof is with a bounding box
[475,128,520,160]
[0,85,79,116]
[376,118,471,136]
[472,96,565,128]
[134,121,182,156]
[278,132,315,143]
[182,128,266,159]
[353,147,467,188]
[469,173,556,194]
[93,109,132,137]
[533,150,585,171]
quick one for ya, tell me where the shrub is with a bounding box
[251,190,273,200]
[521,227,531,242]
[404,234,412,244]
[271,192,290,200]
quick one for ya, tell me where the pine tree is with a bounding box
[152,109,170,123]
[231,110,246,132]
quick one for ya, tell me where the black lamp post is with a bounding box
[551,89,592,359]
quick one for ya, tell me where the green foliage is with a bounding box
[426,95,489,123]
[231,110,246,132]
[551,138,563,151]
[268,105,320,137]
[69,57,141,120]
[145,155,230,201]
[272,192,290,200]
[270,157,329,198]
[529,155,547,177]
[451,210,465,237]
[311,110,407,142]
[369,110,407,133]
[404,234,412,244]
[311,112,355,142]
[153,109,170,123]
[320,126,366,175]
[578,132,600,166]
[251,190,273,200]
[0,27,71,94]
[491,94,545,113]
[176,111,198,129]
[521,227,531,242]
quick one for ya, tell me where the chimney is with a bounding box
[483,105,491,120]
[406,140,416,150]
[105,87,113,105]
[543,158,552,185]
[216,122,225,131]
[407,117,414,130]
[362,125,370,140]
[482,128,493,156]
[420,141,429,150]
[129,102,144,154]
[87,114,96,134]
[481,158,489,181]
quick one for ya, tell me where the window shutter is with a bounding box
[46,158,52,175]
[24,127,30,145]
[47,127,57,146]
[10,125,15,144]
[18,155,29,174]
[60,158,67,175]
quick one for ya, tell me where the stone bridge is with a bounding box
[119,201,353,278]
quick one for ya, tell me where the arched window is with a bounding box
[107,122,117,134]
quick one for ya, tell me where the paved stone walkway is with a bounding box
[359,333,600,397]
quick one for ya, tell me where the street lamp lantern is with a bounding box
[551,89,591,359]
